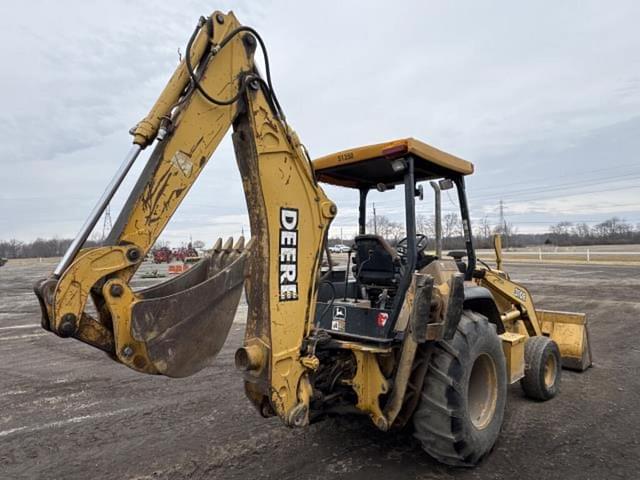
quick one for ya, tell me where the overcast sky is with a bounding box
[1,1,639,244]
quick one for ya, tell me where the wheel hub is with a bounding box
[468,353,498,430]
[544,354,557,389]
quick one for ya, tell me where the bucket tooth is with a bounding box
[212,237,234,270]
[224,236,246,264]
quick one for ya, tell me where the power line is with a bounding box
[361,169,640,208]
[468,174,640,202]
[475,183,640,205]
[445,190,459,209]
[467,161,640,195]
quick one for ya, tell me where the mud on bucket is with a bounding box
[131,237,250,377]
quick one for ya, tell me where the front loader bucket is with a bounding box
[536,309,592,371]
[131,237,249,377]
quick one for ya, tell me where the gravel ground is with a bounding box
[1,258,639,479]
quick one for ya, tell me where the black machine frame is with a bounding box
[356,155,477,279]
[316,154,477,342]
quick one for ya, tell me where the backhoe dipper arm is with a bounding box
[34,11,335,427]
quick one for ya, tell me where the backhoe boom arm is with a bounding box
[34,10,335,427]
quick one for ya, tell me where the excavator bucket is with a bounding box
[130,237,250,377]
[536,309,592,371]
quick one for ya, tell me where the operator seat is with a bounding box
[353,234,401,287]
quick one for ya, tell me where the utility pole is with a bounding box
[430,181,442,258]
[372,203,378,235]
[101,205,112,242]
[499,199,508,248]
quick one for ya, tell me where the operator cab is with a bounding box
[312,138,475,344]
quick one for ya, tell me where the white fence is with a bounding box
[478,249,640,263]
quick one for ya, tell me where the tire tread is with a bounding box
[413,310,507,467]
[520,336,561,401]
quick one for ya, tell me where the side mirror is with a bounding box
[439,178,454,190]
[390,158,407,172]
[415,184,424,200]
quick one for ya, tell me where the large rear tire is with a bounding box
[413,310,507,467]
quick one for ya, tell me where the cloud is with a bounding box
[1,0,639,241]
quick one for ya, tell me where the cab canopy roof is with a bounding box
[312,138,473,189]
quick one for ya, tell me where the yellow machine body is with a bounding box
[35,10,334,426]
[478,235,592,372]
[34,9,591,466]
[537,309,592,371]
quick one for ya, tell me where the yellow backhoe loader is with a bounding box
[34,10,591,467]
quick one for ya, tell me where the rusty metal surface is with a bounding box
[442,273,464,340]
[130,237,248,377]
[33,277,56,331]
[34,275,116,354]
[409,274,434,343]
[384,274,433,428]
[231,115,272,413]
[391,343,434,429]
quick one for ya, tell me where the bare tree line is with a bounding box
[0,237,208,260]
[327,215,640,249]
[326,214,470,249]
[0,238,99,259]
[3,216,640,259]
[544,217,640,246]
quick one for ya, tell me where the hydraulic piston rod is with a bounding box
[53,144,143,276]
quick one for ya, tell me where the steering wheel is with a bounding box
[396,234,428,257]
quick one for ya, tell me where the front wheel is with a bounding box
[413,310,507,467]
[520,336,561,401]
